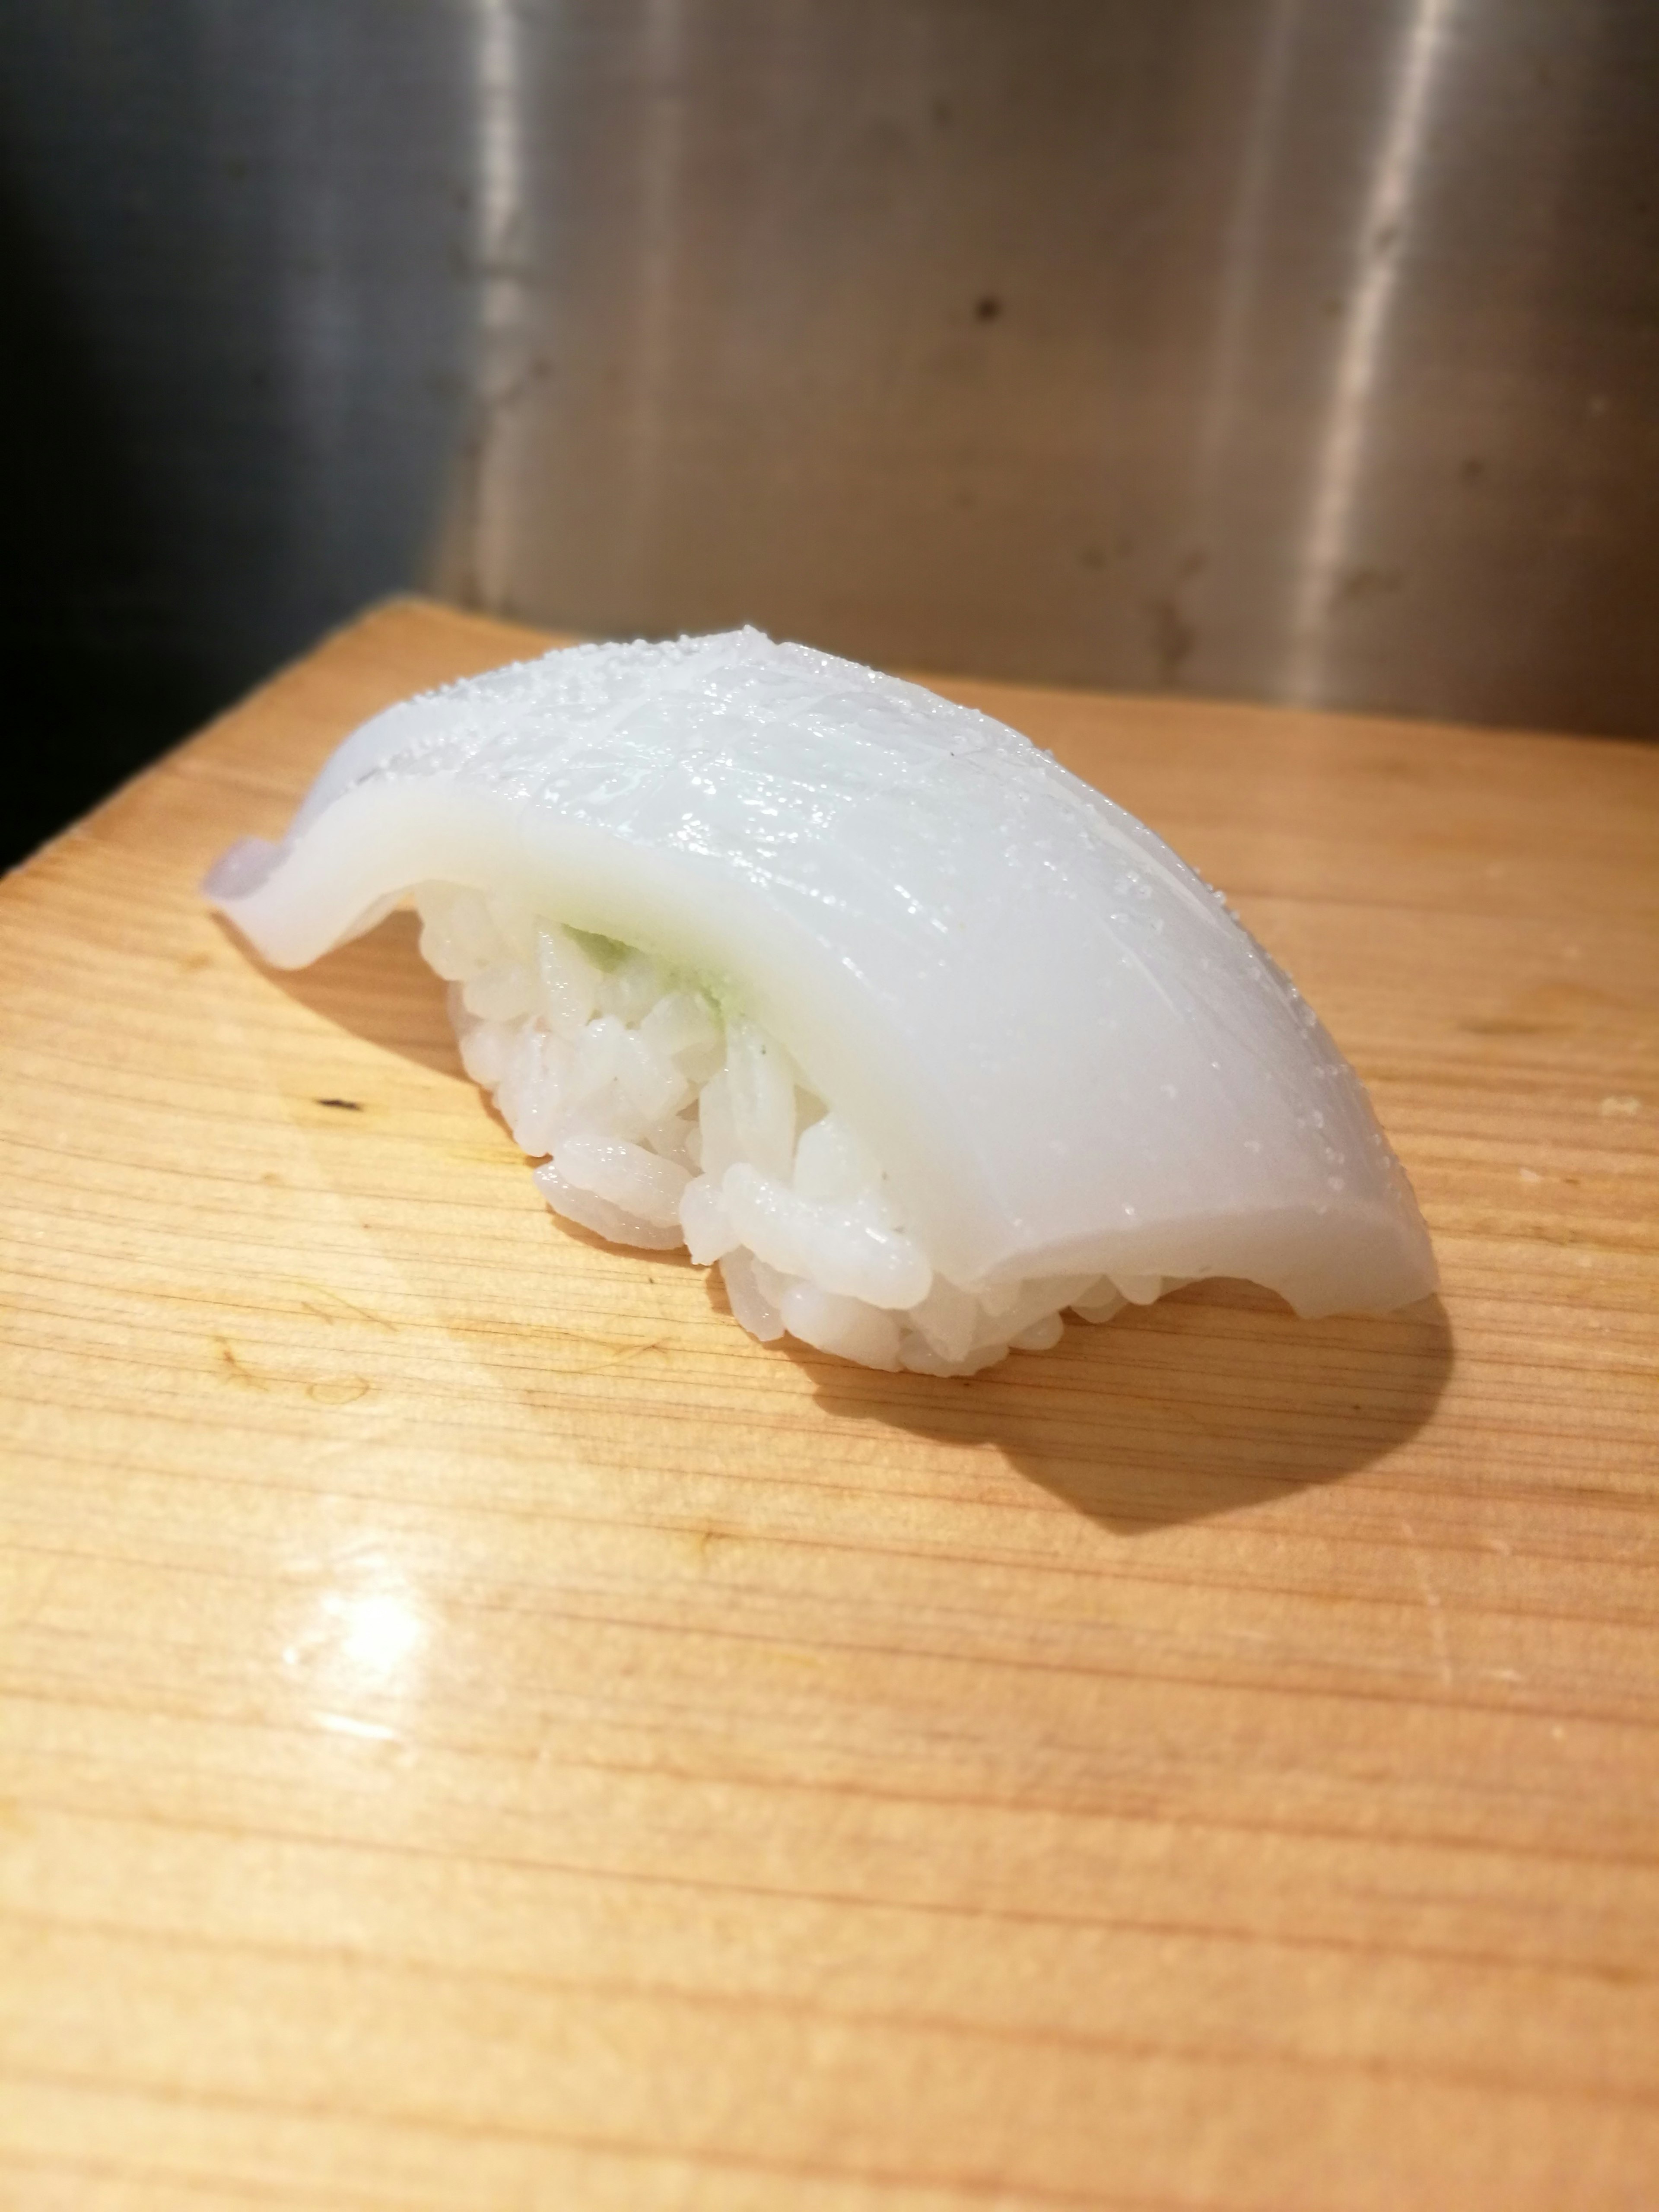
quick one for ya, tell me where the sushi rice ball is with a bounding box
[207,629,1434,1374]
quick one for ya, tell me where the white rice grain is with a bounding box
[422,889,1131,1374]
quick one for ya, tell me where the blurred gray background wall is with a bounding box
[3,0,1656,863]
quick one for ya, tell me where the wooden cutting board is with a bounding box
[2,599,1655,2211]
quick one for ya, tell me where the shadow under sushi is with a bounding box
[250,912,1454,1534]
[230,908,469,1081]
[775,1283,1455,1535]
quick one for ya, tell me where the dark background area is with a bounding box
[0,2,473,869]
[3,0,1656,877]
[2,176,215,865]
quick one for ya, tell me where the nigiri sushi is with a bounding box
[207,628,1435,1374]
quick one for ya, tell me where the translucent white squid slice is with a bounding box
[205,627,1435,1319]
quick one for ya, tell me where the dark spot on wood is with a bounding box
[317,1097,363,1112]
[973,293,1003,322]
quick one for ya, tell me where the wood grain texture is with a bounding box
[1,599,1655,2212]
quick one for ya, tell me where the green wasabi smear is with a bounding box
[559,922,744,1023]
[563,926,630,972]
[699,972,749,1023]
